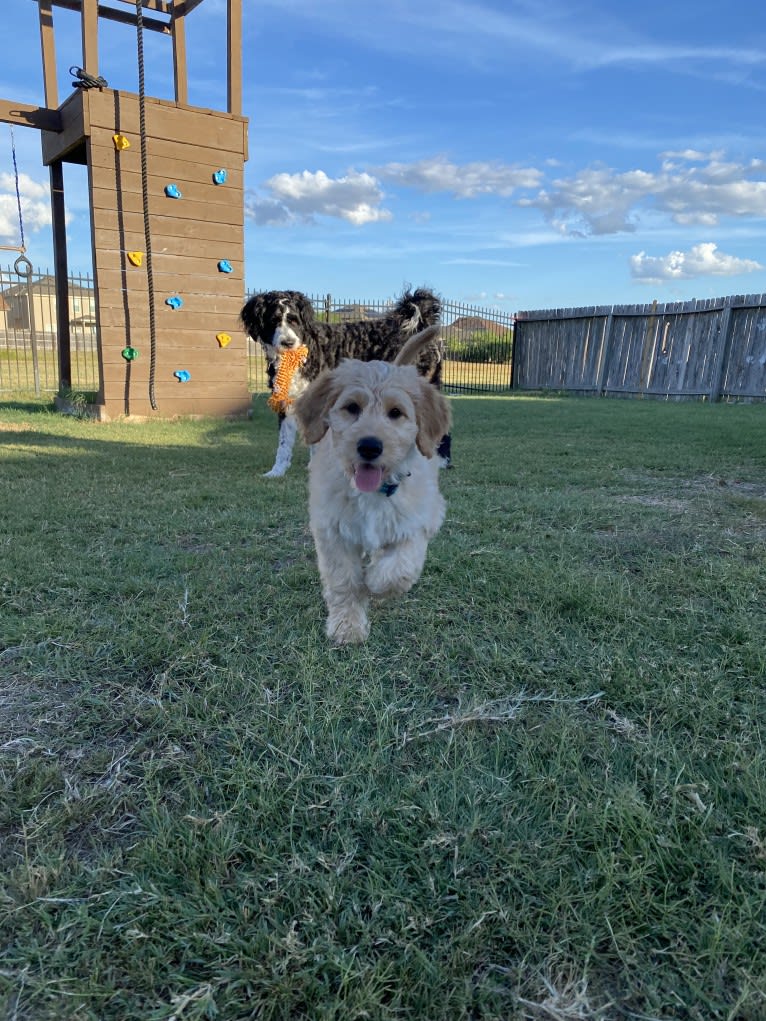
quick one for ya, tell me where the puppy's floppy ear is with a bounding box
[293,369,342,445]
[415,379,452,458]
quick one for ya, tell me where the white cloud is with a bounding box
[0,172,51,242]
[251,169,391,226]
[630,242,763,283]
[377,156,542,198]
[522,153,766,236]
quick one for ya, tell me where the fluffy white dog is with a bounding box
[294,326,452,645]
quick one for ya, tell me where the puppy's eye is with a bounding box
[388,407,403,420]
[344,402,361,416]
[285,313,300,324]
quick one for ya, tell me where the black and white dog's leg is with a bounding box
[437,433,452,467]
[264,413,298,478]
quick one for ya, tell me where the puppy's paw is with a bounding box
[263,467,287,478]
[327,609,370,645]
[365,552,423,599]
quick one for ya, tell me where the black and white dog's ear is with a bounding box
[293,369,341,445]
[240,292,271,341]
[292,292,316,328]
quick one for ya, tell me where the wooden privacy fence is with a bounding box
[513,293,766,401]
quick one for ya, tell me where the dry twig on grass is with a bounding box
[401,690,604,745]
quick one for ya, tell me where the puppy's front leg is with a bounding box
[264,415,297,478]
[365,533,429,599]
[314,534,370,644]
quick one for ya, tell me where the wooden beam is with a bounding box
[176,0,208,14]
[37,0,60,109]
[172,5,189,105]
[227,0,242,116]
[81,0,99,76]
[39,0,171,34]
[0,99,62,131]
[109,0,174,12]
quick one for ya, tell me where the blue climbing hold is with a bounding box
[213,169,227,185]
[174,369,191,383]
[165,295,183,309]
[217,260,233,274]
[164,184,182,199]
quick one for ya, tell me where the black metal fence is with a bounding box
[245,291,515,395]
[0,264,100,396]
[1,273,516,398]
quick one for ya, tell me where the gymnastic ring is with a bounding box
[13,254,33,278]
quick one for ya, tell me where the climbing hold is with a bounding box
[216,332,232,348]
[174,369,191,383]
[112,134,130,150]
[217,260,233,274]
[165,295,183,309]
[127,251,143,267]
[213,169,227,185]
[121,346,139,361]
[164,184,182,199]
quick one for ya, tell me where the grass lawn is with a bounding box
[1,394,765,1020]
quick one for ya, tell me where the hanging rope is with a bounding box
[10,127,25,254]
[1,127,33,276]
[136,0,158,410]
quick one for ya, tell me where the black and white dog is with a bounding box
[240,288,451,476]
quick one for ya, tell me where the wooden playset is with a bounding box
[0,0,249,418]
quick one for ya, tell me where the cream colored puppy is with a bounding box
[294,326,452,644]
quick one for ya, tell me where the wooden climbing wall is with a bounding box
[43,88,250,419]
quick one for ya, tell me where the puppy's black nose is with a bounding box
[357,436,383,461]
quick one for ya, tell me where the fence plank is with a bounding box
[515,293,766,402]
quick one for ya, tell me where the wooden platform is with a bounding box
[42,88,250,419]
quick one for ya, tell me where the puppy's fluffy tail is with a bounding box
[393,324,442,367]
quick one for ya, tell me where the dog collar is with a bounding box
[379,471,411,497]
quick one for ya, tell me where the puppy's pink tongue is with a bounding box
[354,464,384,492]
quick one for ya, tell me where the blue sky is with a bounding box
[2,0,766,312]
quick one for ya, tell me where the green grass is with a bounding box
[1,394,765,1020]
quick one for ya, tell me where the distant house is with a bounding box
[0,274,96,333]
[331,303,382,322]
[445,315,504,337]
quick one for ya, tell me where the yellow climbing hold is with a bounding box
[127,251,143,267]
[216,333,232,348]
[268,345,308,413]
[112,133,131,151]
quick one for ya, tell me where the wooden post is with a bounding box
[81,0,99,78]
[596,309,615,395]
[37,0,60,109]
[172,5,189,105]
[227,0,243,116]
[708,297,735,401]
[510,315,522,389]
[639,298,659,396]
